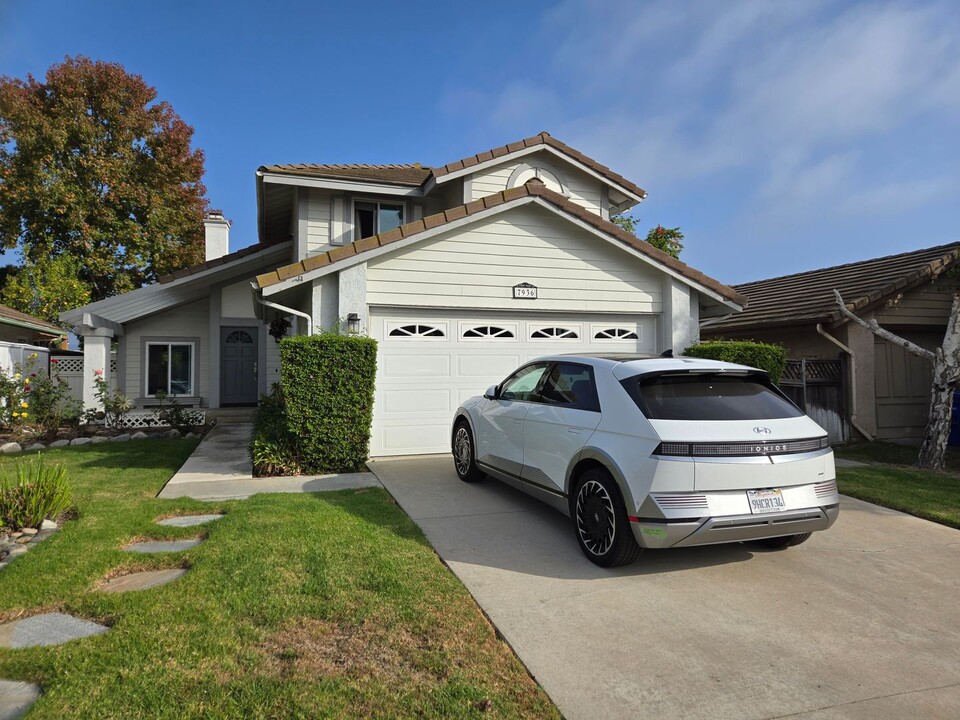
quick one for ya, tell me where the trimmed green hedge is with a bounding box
[682,340,787,383]
[280,333,378,473]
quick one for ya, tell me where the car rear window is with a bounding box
[625,372,803,421]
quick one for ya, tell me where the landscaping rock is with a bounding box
[0,442,21,454]
[166,429,181,439]
[25,443,45,451]
[6,546,27,558]
[0,612,109,648]
[20,529,37,537]
[49,439,70,448]
[125,538,204,554]
[91,436,109,444]
[157,514,223,527]
[185,432,198,439]
[29,532,51,544]
[131,431,148,440]
[14,537,31,545]
[0,678,41,719]
[40,519,57,531]
[100,568,188,593]
[70,437,92,446]
[110,434,131,443]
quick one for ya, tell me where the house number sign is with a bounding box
[513,282,538,300]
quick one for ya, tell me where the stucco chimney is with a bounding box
[203,210,230,261]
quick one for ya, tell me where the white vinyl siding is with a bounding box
[124,298,210,403]
[366,204,662,313]
[468,154,604,215]
[306,189,332,256]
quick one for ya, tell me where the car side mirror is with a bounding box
[484,384,499,400]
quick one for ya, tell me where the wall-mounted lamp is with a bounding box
[346,312,360,334]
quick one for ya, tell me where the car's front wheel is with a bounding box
[452,420,485,483]
[758,533,811,550]
[573,468,641,567]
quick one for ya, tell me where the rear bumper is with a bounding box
[630,504,839,549]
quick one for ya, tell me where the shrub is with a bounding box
[683,340,787,383]
[251,389,302,477]
[154,391,200,433]
[0,457,71,529]
[280,333,378,473]
[94,370,132,427]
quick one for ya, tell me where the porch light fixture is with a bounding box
[346,313,360,334]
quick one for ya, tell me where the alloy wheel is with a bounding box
[576,479,616,556]
[453,426,472,476]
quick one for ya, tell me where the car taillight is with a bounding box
[653,437,829,457]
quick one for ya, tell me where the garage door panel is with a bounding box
[382,353,451,378]
[371,309,658,456]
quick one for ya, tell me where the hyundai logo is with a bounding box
[753,426,772,435]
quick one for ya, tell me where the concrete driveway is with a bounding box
[368,456,960,720]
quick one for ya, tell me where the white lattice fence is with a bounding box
[51,353,119,406]
[106,409,206,429]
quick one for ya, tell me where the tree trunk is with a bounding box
[917,352,953,471]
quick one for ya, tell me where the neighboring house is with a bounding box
[61,132,745,455]
[702,244,960,444]
[0,304,67,348]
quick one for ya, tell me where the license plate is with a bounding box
[747,488,786,514]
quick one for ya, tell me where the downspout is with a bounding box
[816,323,873,441]
[251,283,312,336]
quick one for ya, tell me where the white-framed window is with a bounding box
[460,323,517,340]
[530,326,580,340]
[593,326,639,341]
[145,342,195,397]
[354,199,404,240]
[386,322,447,340]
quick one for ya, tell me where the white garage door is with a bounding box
[370,308,658,456]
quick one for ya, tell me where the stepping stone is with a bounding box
[125,539,204,553]
[0,679,41,720]
[156,514,223,527]
[0,612,108,649]
[99,568,188,593]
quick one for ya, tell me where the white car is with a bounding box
[451,354,839,567]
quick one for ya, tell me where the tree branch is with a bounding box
[834,290,936,362]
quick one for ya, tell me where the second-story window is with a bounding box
[355,201,404,239]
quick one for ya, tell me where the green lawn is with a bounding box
[0,442,559,719]
[835,441,960,530]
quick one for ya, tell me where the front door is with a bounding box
[221,327,258,405]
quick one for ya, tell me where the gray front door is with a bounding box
[221,327,258,405]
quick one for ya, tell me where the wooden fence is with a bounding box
[780,358,849,443]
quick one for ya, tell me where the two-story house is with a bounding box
[62,132,745,455]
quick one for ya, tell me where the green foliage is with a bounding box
[683,340,787,383]
[644,225,684,259]
[611,214,638,234]
[153,391,198,433]
[0,457,71,529]
[0,256,91,328]
[93,369,132,427]
[280,333,378,473]
[0,353,77,434]
[0,55,208,303]
[250,388,302,476]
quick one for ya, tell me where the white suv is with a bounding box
[452,355,839,567]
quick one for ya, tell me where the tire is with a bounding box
[572,468,642,567]
[452,420,485,483]
[758,533,812,550]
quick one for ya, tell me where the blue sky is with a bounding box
[2,0,958,285]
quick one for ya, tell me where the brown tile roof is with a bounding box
[431,131,647,200]
[703,243,960,332]
[259,163,432,186]
[157,239,290,284]
[260,132,647,200]
[256,179,742,306]
[0,303,65,335]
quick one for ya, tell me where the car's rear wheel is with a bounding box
[758,533,811,549]
[452,421,485,483]
[573,468,641,567]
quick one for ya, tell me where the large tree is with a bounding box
[0,56,208,308]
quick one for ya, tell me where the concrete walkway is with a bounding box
[369,455,960,720]
[157,422,380,500]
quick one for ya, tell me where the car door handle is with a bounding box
[512,418,523,425]
[568,427,583,435]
